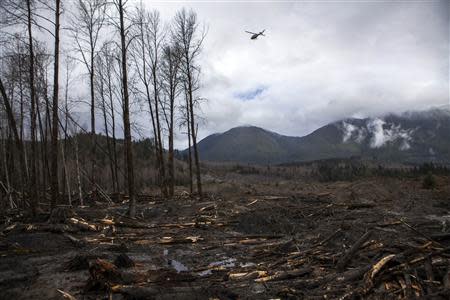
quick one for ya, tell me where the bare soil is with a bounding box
[1,175,450,299]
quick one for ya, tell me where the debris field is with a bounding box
[1,176,450,299]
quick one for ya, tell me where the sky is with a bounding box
[143,0,449,149]
[4,0,446,149]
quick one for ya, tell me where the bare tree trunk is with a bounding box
[1,132,14,209]
[132,9,166,196]
[99,71,115,192]
[74,133,83,206]
[60,132,70,205]
[41,70,53,195]
[186,91,193,194]
[117,0,135,217]
[26,0,38,215]
[186,71,202,197]
[50,0,61,210]
[168,101,174,197]
[144,81,159,181]
[63,58,72,205]
[108,73,119,192]
[36,92,49,201]
[101,47,120,192]
[18,54,29,185]
[164,48,180,198]
[70,0,107,198]
[90,46,97,198]
[153,73,167,197]
[174,9,204,198]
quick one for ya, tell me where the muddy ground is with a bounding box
[1,175,450,299]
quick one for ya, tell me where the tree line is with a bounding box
[0,0,205,217]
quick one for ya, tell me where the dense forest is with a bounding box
[0,0,205,217]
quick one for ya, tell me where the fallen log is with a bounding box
[361,254,398,295]
[67,218,97,232]
[333,264,372,284]
[255,267,312,282]
[56,289,77,300]
[159,236,203,244]
[336,230,373,272]
[229,270,267,281]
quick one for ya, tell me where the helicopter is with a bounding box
[245,29,266,40]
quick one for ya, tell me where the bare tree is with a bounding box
[69,0,107,197]
[25,0,38,214]
[179,82,193,194]
[131,6,167,197]
[50,0,61,210]
[173,8,205,198]
[95,47,117,192]
[61,56,74,205]
[26,0,38,214]
[104,45,121,191]
[112,0,136,217]
[0,1,208,214]
[160,43,182,197]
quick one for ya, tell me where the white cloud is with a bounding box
[37,1,450,149]
[152,0,448,149]
[367,118,413,149]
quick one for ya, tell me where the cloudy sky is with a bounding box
[144,0,449,148]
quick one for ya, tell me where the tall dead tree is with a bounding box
[26,0,38,215]
[183,84,193,194]
[95,49,117,192]
[104,45,120,191]
[113,0,136,217]
[147,11,167,198]
[35,51,52,200]
[161,44,182,197]
[50,0,61,210]
[131,6,167,196]
[173,9,205,198]
[70,0,107,197]
[61,57,73,205]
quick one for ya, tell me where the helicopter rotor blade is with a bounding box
[245,31,257,35]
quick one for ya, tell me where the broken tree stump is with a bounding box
[86,259,123,291]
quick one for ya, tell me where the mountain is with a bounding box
[190,108,450,165]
